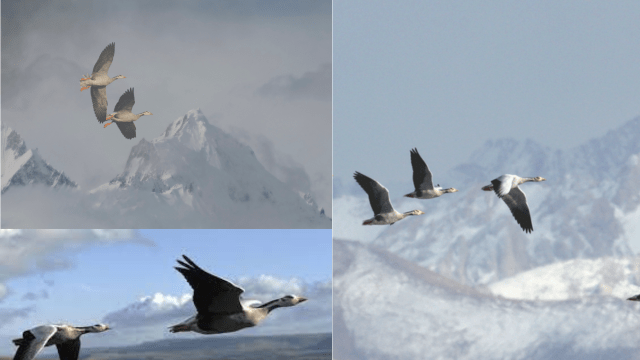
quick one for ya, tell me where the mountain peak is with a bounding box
[91,108,329,228]
[160,108,208,141]
[1,124,77,193]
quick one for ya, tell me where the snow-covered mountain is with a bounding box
[335,117,640,285]
[2,110,328,228]
[89,109,329,228]
[489,257,640,301]
[1,123,77,194]
[333,239,640,360]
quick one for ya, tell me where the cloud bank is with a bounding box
[0,229,149,301]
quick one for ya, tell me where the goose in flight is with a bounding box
[404,148,458,199]
[354,171,425,225]
[79,42,126,123]
[169,255,307,334]
[482,174,546,233]
[12,324,109,360]
[103,88,153,139]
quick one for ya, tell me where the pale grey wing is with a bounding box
[90,86,108,123]
[114,88,135,113]
[492,175,515,197]
[56,339,81,360]
[115,122,136,139]
[353,172,394,215]
[410,148,434,191]
[92,42,115,75]
[501,186,533,233]
[13,326,57,360]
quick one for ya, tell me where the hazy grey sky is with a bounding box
[334,0,640,190]
[1,0,332,214]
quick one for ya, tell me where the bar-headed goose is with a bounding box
[354,171,425,225]
[482,174,546,233]
[103,88,153,139]
[12,324,109,360]
[404,148,458,199]
[79,43,126,123]
[169,255,307,335]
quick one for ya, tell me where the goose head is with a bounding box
[277,295,308,307]
[89,324,110,332]
[405,209,425,217]
[533,177,546,182]
[445,188,458,193]
[113,75,126,80]
[141,111,153,116]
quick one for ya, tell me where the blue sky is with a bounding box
[0,229,331,353]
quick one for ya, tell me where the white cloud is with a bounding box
[0,229,150,300]
[103,293,194,328]
[0,307,35,329]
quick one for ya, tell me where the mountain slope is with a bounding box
[90,109,330,228]
[1,123,77,194]
[336,117,640,285]
[333,239,640,360]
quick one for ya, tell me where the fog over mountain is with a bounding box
[2,110,329,228]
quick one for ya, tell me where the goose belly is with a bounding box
[363,212,402,225]
[416,190,440,199]
[199,313,257,334]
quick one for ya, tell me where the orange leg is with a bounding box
[104,122,113,128]
[105,115,114,120]
[80,86,90,92]
[80,77,91,80]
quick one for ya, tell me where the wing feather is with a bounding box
[13,325,57,360]
[410,148,434,191]
[491,175,515,198]
[115,122,136,139]
[353,171,394,215]
[501,186,533,233]
[90,86,108,123]
[175,255,244,315]
[114,88,135,113]
[92,43,115,75]
[56,339,80,360]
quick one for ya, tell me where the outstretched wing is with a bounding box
[353,171,394,215]
[115,122,136,139]
[56,339,80,360]
[13,325,57,360]
[114,88,135,113]
[410,148,434,191]
[90,86,108,123]
[93,42,115,75]
[174,255,244,315]
[501,186,533,233]
[491,174,515,198]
